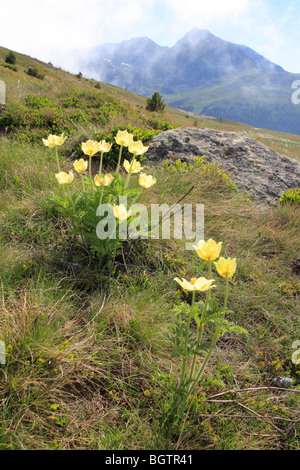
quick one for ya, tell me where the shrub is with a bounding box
[147,119,174,131]
[25,66,45,80]
[146,91,165,112]
[279,187,300,205]
[25,94,53,109]
[1,63,17,72]
[0,101,73,137]
[5,51,16,65]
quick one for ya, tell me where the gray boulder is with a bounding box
[146,128,300,205]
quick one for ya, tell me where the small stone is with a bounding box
[270,377,294,388]
[60,261,82,272]
[0,80,5,105]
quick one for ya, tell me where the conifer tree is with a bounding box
[146,91,165,112]
[5,52,16,65]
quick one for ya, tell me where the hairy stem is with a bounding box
[178,290,195,389]
[116,145,123,174]
[124,155,136,190]
[55,147,60,173]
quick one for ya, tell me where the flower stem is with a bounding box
[99,186,104,206]
[88,155,95,192]
[99,151,104,176]
[67,185,76,211]
[124,156,136,190]
[116,145,123,174]
[81,175,85,193]
[189,260,211,383]
[178,291,195,388]
[189,295,209,384]
[55,147,60,172]
[189,274,230,395]
[224,276,229,308]
[189,336,215,397]
[89,155,92,180]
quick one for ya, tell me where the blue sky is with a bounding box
[1,0,300,73]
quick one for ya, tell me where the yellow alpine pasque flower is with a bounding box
[73,158,88,173]
[97,140,112,153]
[292,348,300,365]
[194,239,222,261]
[113,204,132,221]
[214,257,237,278]
[43,133,66,147]
[128,140,148,156]
[174,277,216,292]
[138,173,156,188]
[94,173,114,186]
[81,140,100,156]
[55,170,74,185]
[123,159,143,174]
[115,130,134,147]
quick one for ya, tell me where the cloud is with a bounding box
[1,0,104,49]
[0,0,251,52]
[1,0,299,73]
[245,1,300,72]
[164,0,250,25]
[0,0,162,69]
[141,0,252,46]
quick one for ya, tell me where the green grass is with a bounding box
[0,48,299,450]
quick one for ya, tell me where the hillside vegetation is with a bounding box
[0,47,299,451]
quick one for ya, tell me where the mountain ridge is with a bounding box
[80,28,300,135]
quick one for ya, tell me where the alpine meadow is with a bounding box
[0,44,299,451]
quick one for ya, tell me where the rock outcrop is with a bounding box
[146,128,300,205]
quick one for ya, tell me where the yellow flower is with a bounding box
[292,349,300,365]
[174,277,216,292]
[115,130,134,147]
[97,140,112,153]
[55,170,74,184]
[139,173,156,188]
[214,257,237,278]
[94,173,114,186]
[128,140,148,156]
[42,133,66,148]
[81,140,100,156]
[73,158,88,173]
[123,159,143,174]
[113,204,132,221]
[194,239,222,261]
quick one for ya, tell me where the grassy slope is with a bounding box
[0,47,299,450]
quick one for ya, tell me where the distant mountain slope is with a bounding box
[1,42,300,166]
[81,29,300,135]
